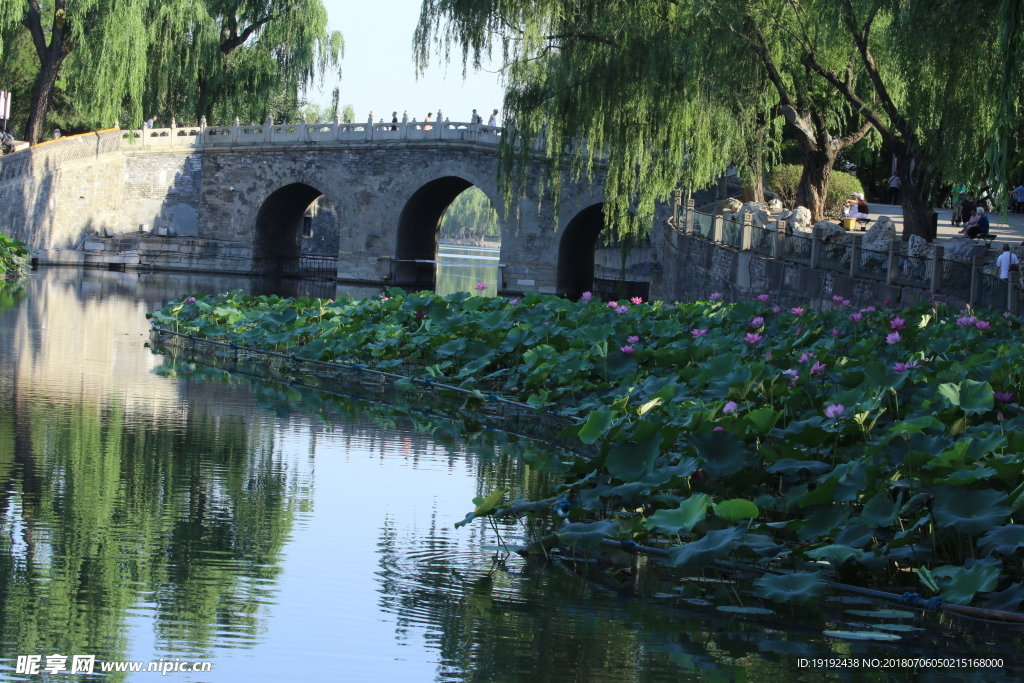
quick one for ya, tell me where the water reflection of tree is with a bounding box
[0,394,305,662]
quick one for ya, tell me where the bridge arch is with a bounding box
[253,182,338,276]
[556,202,605,300]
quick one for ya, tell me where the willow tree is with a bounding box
[144,0,343,125]
[749,0,1009,239]
[416,1,749,238]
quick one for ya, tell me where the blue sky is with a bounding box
[311,0,507,124]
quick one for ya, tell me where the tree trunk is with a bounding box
[741,153,765,203]
[795,147,836,222]
[897,152,933,241]
[25,53,64,145]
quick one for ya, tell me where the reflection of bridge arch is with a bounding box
[253,182,339,278]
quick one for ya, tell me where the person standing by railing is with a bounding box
[488,109,498,126]
[470,109,482,124]
[997,244,1019,280]
[391,112,398,131]
[424,112,434,130]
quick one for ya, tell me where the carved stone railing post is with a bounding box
[401,111,409,140]
[741,214,753,251]
[300,115,308,143]
[437,109,444,139]
[169,117,176,145]
[366,112,374,141]
[930,245,943,295]
[886,240,898,285]
[198,116,207,149]
[774,226,786,261]
[711,215,723,244]
[810,226,823,269]
[264,114,273,143]
[969,255,981,306]
[231,116,240,144]
[849,233,863,278]
[685,199,695,235]
[671,189,682,231]
[332,111,341,141]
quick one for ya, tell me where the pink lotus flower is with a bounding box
[885,331,901,344]
[810,361,826,376]
[415,309,427,319]
[842,299,851,307]
[627,335,640,343]
[831,328,841,337]
[798,352,816,363]
[975,320,991,330]
[757,294,771,303]
[764,351,773,361]
[795,326,804,334]
[630,296,643,305]
[615,305,630,314]
[749,316,764,328]
[713,427,724,432]
[620,345,635,354]
[1004,311,1012,318]
[884,298,891,305]
[186,297,196,304]
[509,298,519,305]
[791,307,805,316]
[581,291,593,302]
[890,316,907,330]
[995,391,1015,403]
[893,359,920,373]
[832,295,844,303]
[690,328,708,338]
[783,368,799,386]
[956,316,976,327]
[475,282,487,291]
[849,312,863,323]
[744,332,763,344]
[607,301,619,309]
[772,306,782,314]
[998,411,1005,422]
[824,404,845,419]
[722,401,738,414]
[710,292,723,301]
[861,306,876,313]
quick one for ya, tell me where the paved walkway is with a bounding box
[868,203,1024,247]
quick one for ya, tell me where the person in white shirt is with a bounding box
[996,244,1020,280]
[487,109,498,126]
[888,174,900,204]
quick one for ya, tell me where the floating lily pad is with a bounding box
[716,605,774,615]
[823,630,901,641]
[683,598,714,606]
[872,623,924,632]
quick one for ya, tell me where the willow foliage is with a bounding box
[416,0,749,238]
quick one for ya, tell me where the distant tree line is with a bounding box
[439,188,500,242]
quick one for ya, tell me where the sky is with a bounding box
[311,0,507,124]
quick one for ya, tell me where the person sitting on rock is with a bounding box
[966,207,990,239]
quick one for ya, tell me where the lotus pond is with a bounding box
[0,268,1020,682]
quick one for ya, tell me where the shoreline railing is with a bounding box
[670,192,1018,311]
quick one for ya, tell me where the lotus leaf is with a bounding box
[982,581,1024,612]
[713,499,759,522]
[938,379,995,415]
[860,491,902,527]
[844,609,914,619]
[932,487,1010,535]
[645,494,712,535]
[664,526,774,570]
[716,606,774,615]
[578,410,613,445]
[690,431,752,478]
[765,459,831,476]
[939,564,1000,605]
[805,545,864,565]
[753,571,828,603]
[606,431,665,482]
[796,507,848,542]
[823,630,901,642]
[555,520,619,549]
[473,489,506,516]
[978,525,1024,557]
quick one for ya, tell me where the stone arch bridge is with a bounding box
[0,119,665,299]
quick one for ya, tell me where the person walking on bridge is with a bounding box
[487,109,498,126]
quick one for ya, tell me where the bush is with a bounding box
[768,165,865,219]
[0,232,29,279]
[768,164,801,208]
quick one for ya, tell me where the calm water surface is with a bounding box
[0,269,1019,682]
[436,245,499,298]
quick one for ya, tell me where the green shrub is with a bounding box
[0,232,29,278]
[769,165,865,219]
[767,164,801,208]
